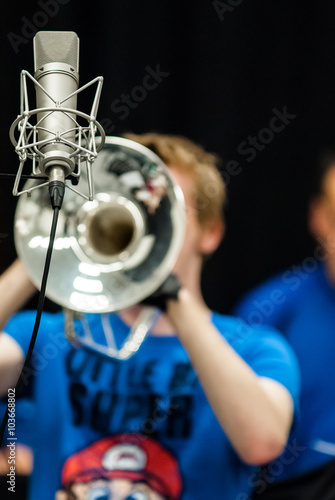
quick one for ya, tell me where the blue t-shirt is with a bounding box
[235,263,335,482]
[4,310,299,500]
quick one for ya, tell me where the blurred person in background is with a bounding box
[235,149,335,499]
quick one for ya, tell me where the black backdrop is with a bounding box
[1,0,335,314]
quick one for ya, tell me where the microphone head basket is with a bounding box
[14,136,186,314]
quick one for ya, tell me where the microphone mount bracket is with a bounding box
[9,69,106,201]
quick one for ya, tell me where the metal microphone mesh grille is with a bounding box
[34,31,79,71]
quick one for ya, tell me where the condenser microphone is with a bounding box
[33,31,79,206]
[9,31,105,204]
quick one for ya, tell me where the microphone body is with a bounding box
[33,31,79,185]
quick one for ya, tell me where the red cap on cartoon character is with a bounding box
[61,434,182,500]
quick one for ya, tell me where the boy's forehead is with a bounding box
[322,166,335,201]
[168,166,195,200]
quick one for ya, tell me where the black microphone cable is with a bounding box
[0,182,64,445]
